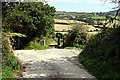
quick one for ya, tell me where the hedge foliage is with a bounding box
[79,25,120,79]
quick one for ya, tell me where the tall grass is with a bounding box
[24,40,49,50]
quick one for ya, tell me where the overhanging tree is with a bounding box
[2,2,56,49]
[2,2,56,37]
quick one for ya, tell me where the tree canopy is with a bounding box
[2,2,56,37]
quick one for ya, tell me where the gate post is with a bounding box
[56,33,62,48]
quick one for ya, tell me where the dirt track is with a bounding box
[14,49,95,79]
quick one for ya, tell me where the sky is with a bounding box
[47,0,118,12]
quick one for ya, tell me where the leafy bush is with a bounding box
[64,28,86,48]
[79,25,120,79]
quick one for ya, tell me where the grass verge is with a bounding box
[24,40,49,50]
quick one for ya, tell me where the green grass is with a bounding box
[2,67,14,79]
[24,41,49,50]
[55,11,84,16]
[91,16,106,20]
[2,55,21,79]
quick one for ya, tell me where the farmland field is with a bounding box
[54,24,72,31]
[55,19,86,24]
[54,19,100,32]
[54,19,101,40]
[92,16,106,20]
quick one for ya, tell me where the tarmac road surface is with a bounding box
[14,49,96,79]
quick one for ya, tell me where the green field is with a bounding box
[92,16,106,20]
